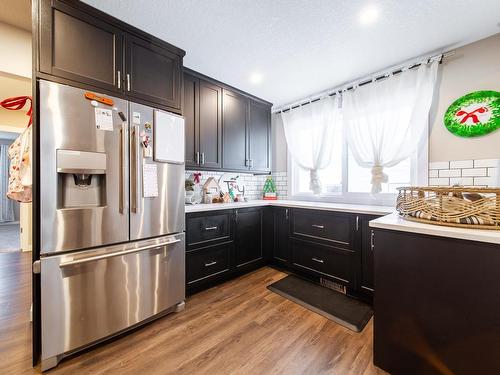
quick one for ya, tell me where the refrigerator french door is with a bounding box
[129,102,184,240]
[39,80,129,254]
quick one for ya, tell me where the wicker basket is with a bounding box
[396,186,500,230]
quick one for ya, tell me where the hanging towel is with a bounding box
[1,96,33,203]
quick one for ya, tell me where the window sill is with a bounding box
[290,192,397,207]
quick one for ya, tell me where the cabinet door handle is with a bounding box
[126,73,131,91]
[117,70,121,89]
[245,159,249,167]
[235,210,238,223]
[356,216,359,231]
[371,230,375,252]
[285,208,289,220]
[205,261,217,267]
[196,151,200,164]
[312,257,324,264]
[311,224,324,229]
[204,226,218,231]
[201,152,205,165]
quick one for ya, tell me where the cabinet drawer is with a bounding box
[186,243,231,284]
[186,212,231,247]
[291,239,353,284]
[291,209,353,248]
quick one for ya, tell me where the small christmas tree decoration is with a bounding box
[262,176,278,200]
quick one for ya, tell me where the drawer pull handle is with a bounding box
[204,226,218,231]
[205,261,217,267]
[312,257,324,264]
[311,224,324,229]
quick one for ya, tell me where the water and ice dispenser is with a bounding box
[56,149,107,208]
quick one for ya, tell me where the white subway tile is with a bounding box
[429,177,449,186]
[450,160,473,169]
[474,159,500,168]
[488,168,498,177]
[429,161,449,170]
[450,177,473,186]
[474,177,495,186]
[429,170,439,178]
[439,169,461,178]
[462,168,487,177]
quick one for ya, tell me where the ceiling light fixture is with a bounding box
[359,5,379,26]
[249,72,263,85]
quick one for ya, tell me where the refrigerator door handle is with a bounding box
[131,125,139,213]
[59,239,181,267]
[119,123,126,214]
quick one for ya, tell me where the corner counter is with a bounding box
[186,199,394,215]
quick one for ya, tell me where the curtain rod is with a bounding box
[273,50,455,114]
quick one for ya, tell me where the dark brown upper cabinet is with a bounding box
[183,71,222,169]
[39,1,123,93]
[222,89,272,173]
[184,73,199,168]
[125,34,182,111]
[37,0,184,112]
[248,100,271,172]
[222,89,249,171]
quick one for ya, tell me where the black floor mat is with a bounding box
[267,275,373,332]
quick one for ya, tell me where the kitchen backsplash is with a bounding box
[187,159,499,202]
[185,171,288,200]
[429,158,499,187]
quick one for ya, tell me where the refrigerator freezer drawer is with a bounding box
[41,234,185,368]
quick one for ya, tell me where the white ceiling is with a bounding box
[84,1,500,108]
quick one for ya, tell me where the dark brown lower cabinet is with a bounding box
[273,207,290,266]
[291,238,354,286]
[373,228,500,375]
[185,207,264,294]
[234,208,263,268]
[186,242,232,286]
[186,206,382,298]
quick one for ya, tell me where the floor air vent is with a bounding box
[320,277,346,294]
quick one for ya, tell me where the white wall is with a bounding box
[0,22,31,79]
[429,33,500,162]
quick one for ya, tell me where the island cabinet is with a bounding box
[185,207,265,294]
[37,0,184,112]
[372,228,500,375]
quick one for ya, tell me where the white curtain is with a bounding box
[0,144,15,223]
[281,95,341,194]
[343,60,439,193]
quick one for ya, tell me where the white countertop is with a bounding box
[370,212,500,245]
[185,199,394,216]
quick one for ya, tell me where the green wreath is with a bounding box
[444,90,500,137]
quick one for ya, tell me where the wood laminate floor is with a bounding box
[0,252,385,374]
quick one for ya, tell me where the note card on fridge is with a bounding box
[153,110,184,163]
[142,163,158,198]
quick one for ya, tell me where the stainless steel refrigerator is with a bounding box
[38,80,185,371]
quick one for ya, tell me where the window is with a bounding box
[290,118,426,205]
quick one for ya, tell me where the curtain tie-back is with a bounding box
[371,165,388,194]
[309,169,322,195]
